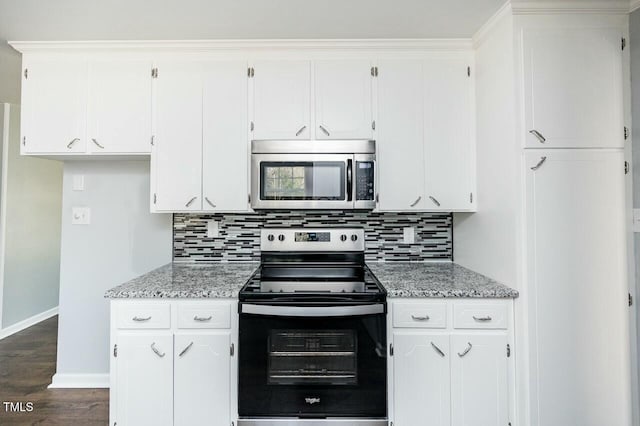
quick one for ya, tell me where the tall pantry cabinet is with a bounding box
[457,7,632,426]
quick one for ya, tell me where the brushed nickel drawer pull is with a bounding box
[411,314,430,321]
[473,315,492,322]
[410,196,422,207]
[529,129,546,143]
[457,342,473,358]
[429,196,441,207]
[319,125,330,136]
[205,197,216,208]
[132,316,151,322]
[179,342,194,357]
[295,125,307,136]
[185,196,197,207]
[431,342,445,357]
[67,138,80,149]
[150,342,165,358]
[91,138,105,149]
[193,315,213,322]
[530,156,547,171]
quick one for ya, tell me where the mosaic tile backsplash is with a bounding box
[173,211,452,262]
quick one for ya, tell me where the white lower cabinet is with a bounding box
[390,299,514,426]
[110,300,236,426]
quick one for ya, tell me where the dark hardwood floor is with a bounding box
[0,316,109,425]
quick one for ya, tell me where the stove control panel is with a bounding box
[261,228,365,252]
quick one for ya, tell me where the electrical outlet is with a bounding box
[72,174,85,191]
[71,207,91,225]
[207,220,219,238]
[403,227,415,244]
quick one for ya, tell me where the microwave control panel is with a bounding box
[355,161,375,201]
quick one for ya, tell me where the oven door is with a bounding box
[238,303,387,419]
[251,154,354,210]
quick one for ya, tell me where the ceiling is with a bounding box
[0,0,507,41]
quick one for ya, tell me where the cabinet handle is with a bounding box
[194,315,213,322]
[457,342,473,358]
[185,196,197,207]
[431,342,445,357]
[132,316,151,322]
[295,125,307,137]
[410,196,422,207]
[178,342,194,357]
[473,315,492,322]
[530,156,547,171]
[428,196,441,207]
[529,129,546,143]
[91,138,105,149]
[411,314,430,321]
[205,197,216,208]
[150,342,166,358]
[67,138,80,149]
[319,125,330,136]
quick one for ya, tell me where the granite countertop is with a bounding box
[104,262,259,299]
[368,263,519,298]
[105,261,518,299]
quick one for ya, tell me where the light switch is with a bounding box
[403,227,415,244]
[72,207,91,225]
[207,220,219,238]
[634,209,640,232]
[72,175,85,191]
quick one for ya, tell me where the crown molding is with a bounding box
[510,0,629,14]
[8,39,474,54]
[473,1,513,48]
[631,0,640,12]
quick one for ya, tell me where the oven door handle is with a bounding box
[241,303,384,317]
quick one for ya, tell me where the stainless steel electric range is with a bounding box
[238,228,388,426]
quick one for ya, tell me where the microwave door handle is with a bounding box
[347,159,353,202]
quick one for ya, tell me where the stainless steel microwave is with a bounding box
[250,140,376,210]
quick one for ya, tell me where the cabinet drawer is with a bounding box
[453,303,508,329]
[392,302,447,328]
[177,303,231,329]
[116,303,171,329]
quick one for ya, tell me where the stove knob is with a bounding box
[278,234,285,242]
[340,234,348,242]
[267,234,275,242]
[351,234,358,242]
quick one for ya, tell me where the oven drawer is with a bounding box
[453,302,508,329]
[177,303,231,329]
[116,303,171,329]
[393,302,447,328]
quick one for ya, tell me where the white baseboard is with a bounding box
[49,373,110,389]
[0,306,58,340]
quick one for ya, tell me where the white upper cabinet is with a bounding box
[152,61,203,212]
[202,61,250,212]
[252,60,311,140]
[524,149,629,426]
[424,54,475,211]
[174,333,231,426]
[450,334,509,426]
[87,58,152,154]
[377,58,425,211]
[522,27,624,148]
[393,332,451,426]
[21,56,88,154]
[314,60,373,139]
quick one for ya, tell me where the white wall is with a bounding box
[453,12,518,287]
[0,103,63,330]
[53,160,171,386]
[0,45,21,104]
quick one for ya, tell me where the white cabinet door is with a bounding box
[524,149,630,426]
[377,58,425,211]
[87,58,152,154]
[21,56,87,154]
[424,54,475,211]
[450,334,509,426]
[174,333,231,426]
[252,60,310,140]
[115,334,173,426]
[152,61,203,211]
[314,60,372,139]
[522,27,624,148]
[393,332,450,426]
[202,61,250,212]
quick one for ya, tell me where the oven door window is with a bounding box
[260,162,345,200]
[268,330,357,386]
